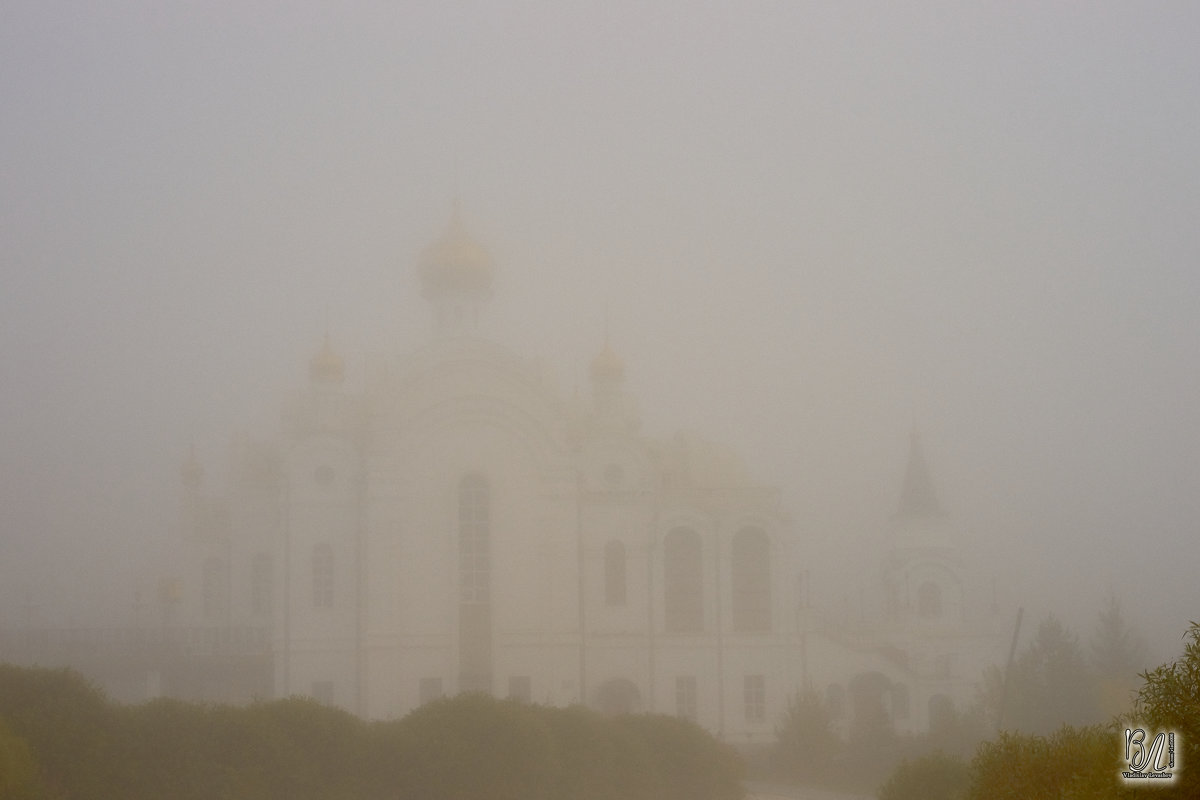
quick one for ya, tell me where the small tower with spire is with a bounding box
[298,332,352,434]
[883,429,963,623]
[588,333,640,432]
[895,428,943,522]
[418,201,494,338]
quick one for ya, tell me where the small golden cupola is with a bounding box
[590,340,625,385]
[309,333,345,386]
[589,336,638,431]
[419,200,494,300]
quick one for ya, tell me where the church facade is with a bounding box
[168,206,1004,742]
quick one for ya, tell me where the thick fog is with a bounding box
[1,2,1197,663]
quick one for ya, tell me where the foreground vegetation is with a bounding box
[0,668,742,800]
[878,620,1199,799]
[767,618,1198,798]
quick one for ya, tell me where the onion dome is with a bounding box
[180,445,204,489]
[309,334,345,385]
[157,577,183,605]
[418,201,493,299]
[590,341,625,384]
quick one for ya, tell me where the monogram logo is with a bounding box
[1122,727,1176,782]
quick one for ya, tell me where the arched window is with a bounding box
[202,557,226,620]
[664,527,703,632]
[312,543,334,609]
[891,684,911,720]
[731,526,771,631]
[251,553,272,615]
[917,581,942,619]
[459,473,492,693]
[826,684,846,719]
[604,540,626,606]
[459,474,490,605]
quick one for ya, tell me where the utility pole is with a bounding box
[997,606,1024,731]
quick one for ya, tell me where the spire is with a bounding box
[896,428,942,519]
[590,309,624,386]
[590,339,625,384]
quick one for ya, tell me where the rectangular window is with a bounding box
[604,541,627,606]
[313,544,334,609]
[508,676,532,703]
[312,680,334,706]
[459,476,490,604]
[419,677,444,705]
[892,684,911,720]
[251,554,272,615]
[675,676,698,722]
[744,675,765,724]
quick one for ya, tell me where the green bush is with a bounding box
[965,724,1129,800]
[1132,620,1200,798]
[0,714,47,800]
[772,689,840,782]
[0,665,118,798]
[878,751,969,800]
[613,712,744,800]
[0,665,744,800]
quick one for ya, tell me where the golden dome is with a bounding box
[418,201,493,298]
[309,334,345,385]
[180,445,204,488]
[157,577,183,604]
[590,341,625,383]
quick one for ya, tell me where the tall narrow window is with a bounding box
[917,581,942,619]
[459,474,492,693]
[459,475,490,604]
[826,684,846,719]
[508,676,532,703]
[312,543,334,609]
[891,684,911,720]
[731,526,771,632]
[202,557,226,621]
[419,677,443,706]
[664,527,703,632]
[675,675,698,721]
[251,553,272,615]
[744,675,766,724]
[604,540,626,606]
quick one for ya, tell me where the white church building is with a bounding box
[166,205,1004,742]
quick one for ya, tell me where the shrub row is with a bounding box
[0,665,742,800]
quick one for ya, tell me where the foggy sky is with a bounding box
[1,2,1197,660]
